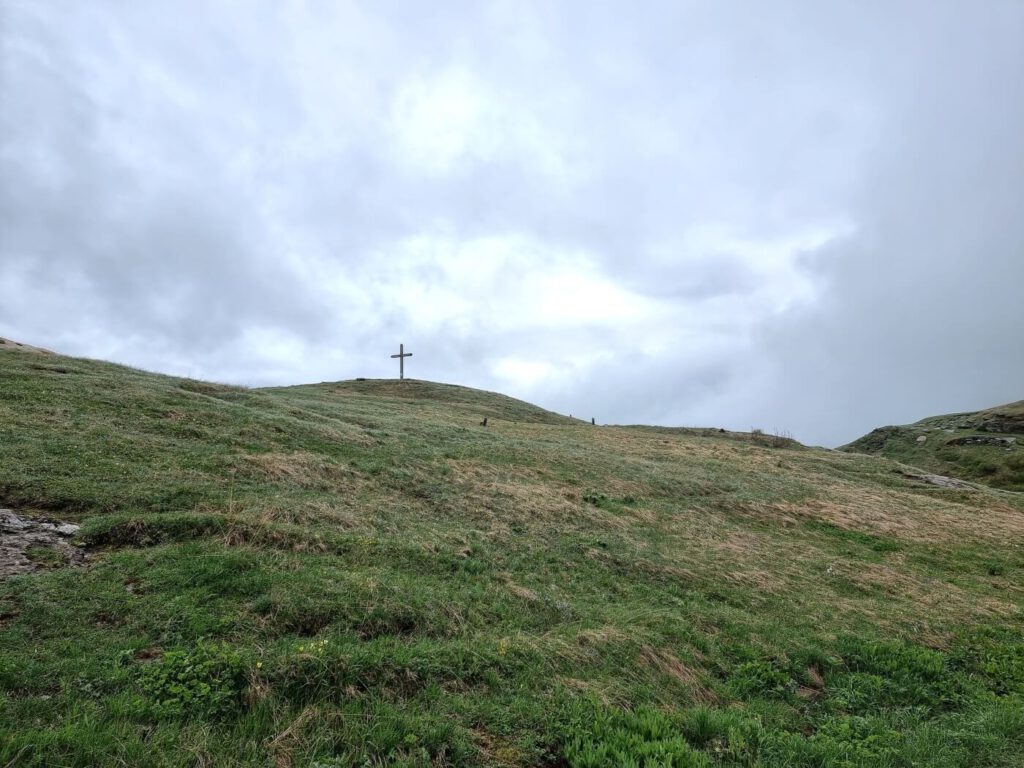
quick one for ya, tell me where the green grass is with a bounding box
[24,545,67,568]
[1,349,1023,766]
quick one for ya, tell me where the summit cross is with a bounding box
[390,343,412,380]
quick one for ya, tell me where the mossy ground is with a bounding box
[1,350,1023,766]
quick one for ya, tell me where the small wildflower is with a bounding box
[256,661,263,669]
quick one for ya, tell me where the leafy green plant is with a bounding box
[564,704,711,768]
[950,630,1024,696]
[132,641,247,719]
[728,660,793,699]
[757,715,902,768]
[831,636,965,712]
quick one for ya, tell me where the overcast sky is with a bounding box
[2,1,1022,446]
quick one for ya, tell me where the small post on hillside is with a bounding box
[391,343,412,380]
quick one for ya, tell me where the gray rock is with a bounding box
[37,522,81,536]
[921,473,971,488]
[946,435,1017,448]
[0,510,31,533]
[897,469,975,489]
[1,511,86,579]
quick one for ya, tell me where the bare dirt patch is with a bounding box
[1,510,85,579]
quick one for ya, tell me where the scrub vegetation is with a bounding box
[1,349,1023,767]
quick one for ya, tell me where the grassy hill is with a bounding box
[1,347,1023,767]
[842,401,1024,492]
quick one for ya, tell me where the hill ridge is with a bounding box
[842,399,1024,491]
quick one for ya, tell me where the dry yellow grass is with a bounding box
[637,645,718,704]
[238,451,364,491]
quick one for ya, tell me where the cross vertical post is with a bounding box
[390,343,412,380]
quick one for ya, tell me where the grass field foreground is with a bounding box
[1,348,1023,767]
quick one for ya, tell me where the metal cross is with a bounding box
[390,343,412,379]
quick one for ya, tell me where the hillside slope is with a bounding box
[2,346,1023,767]
[842,401,1024,491]
[273,378,577,426]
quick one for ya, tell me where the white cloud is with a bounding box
[389,67,575,184]
[493,357,561,390]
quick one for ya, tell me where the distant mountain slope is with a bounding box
[842,400,1024,491]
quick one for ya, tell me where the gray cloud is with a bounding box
[743,2,1024,444]
[2,1,1022,445]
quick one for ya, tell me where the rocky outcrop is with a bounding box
[946,435,1017,447]
[977,414,1024,434]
